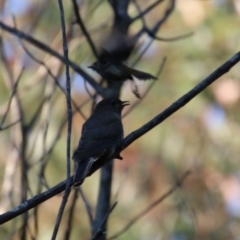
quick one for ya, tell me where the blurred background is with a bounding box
[0,0,240,239]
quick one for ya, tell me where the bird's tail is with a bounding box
[73,158,94,187]
[126,66,157,81]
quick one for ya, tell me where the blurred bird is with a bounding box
[100,28,138,62]
[88,49,157,82]
[72,98,129,186]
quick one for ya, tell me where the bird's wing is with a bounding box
[72,114,123,162]
[73,157,95,186]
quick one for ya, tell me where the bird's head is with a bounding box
[94,98,129,115]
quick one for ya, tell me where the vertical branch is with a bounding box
[51,0,72,239]
[92,1,132,238]
[93,81,123,239]
[93,161,114,237]
[0,37,29,239]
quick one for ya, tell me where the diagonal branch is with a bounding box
[72,0,98,58]
[0,177,74,224]
[51,0,72,239]
[91,202,118,240]
[18,39,87,119]
[0,51,240,225]
[123,51,240,149]
[131,0,165,23]
[0,20,105,96]
[108,171,190,239]
[0,68,24,127]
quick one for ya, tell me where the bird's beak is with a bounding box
[121,101,130,107]
[88,65,93,69]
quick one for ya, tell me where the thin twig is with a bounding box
[0,20,104,95]
[123,51,240,148]
[135,0,178,44]
[0,119,21,131]
[0,68,24,127]
[91,202,118,240]
[108,171,191,239]
[123,57,166,117]
[149,0,175,34]
[0,177,74,225]
[146,31,193,42]
[51,1,72,239]
[63,189,78,240]
[78,188,94,230]
[72,0,98,58]
[131,0,165,23]
[18,39,87,119]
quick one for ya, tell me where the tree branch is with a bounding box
[123,51,240,149]
[0,51,239,225]
[51,1,72,239]
[0,20,105,96]
[71,0,98,59]
[108,171,191,239]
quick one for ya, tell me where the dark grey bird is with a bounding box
[88,49,157,82]
[72,98,129,186]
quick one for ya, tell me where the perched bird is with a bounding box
[89,49,157,82]
[72,98,129,186]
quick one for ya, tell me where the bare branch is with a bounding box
[63,189,78,240]
[78,188,94,231]
[0,68,24,127]
[0,20,105,95]
[0,177,74,224]
[91,202,118,240]
[51,1,72,239]
[123,57,166,117]
[18,38,87,119]
[136,0,179,42]
[122,51,240,149]
[0,51,239,225]
[0,119,21,131]
[146,31,193,42]
[72,0,98,58]
[131,0,165,23]
[108,171,190,239]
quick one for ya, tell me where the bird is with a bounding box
[72,98,129,186]
[100,28,138,62]
[88,49,157,82]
